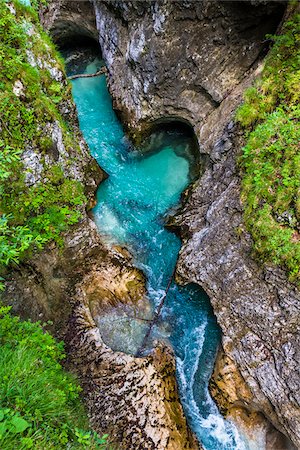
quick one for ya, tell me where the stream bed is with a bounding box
[65,48,248,450]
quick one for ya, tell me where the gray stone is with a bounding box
[25,1,300,447]
[88,1,300,447]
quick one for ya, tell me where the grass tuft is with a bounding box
[0,306,109,449]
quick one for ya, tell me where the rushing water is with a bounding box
[66,50,249,450]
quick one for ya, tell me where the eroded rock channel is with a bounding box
[61,42,252,449]
[9,1,298,449]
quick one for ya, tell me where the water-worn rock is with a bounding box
[67,302,198,450]
[175,121,300,448]
[40,0,98,45]
[4,5,199,446]
[86,1,300,447]
[93,0,285,138]
[12,0,300,448]
[210,350,295,450]
[5,217,198,449]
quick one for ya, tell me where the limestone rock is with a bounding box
[175,123,300,447]
[13,80,25,97]
[93,0,286,138]
[84,1,300,447]
[4,217,198,449]
[21,149,44,186]
[67,303,198,450]
[16,0,300,448]
[210,350,296,450]
[40,0,98,45]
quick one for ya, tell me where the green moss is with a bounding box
[0,0,87,285]
[236,12,300,281]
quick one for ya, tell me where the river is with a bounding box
[65,46,247,450]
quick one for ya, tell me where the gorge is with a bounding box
[66,45,247,448]
[1,0,300,449]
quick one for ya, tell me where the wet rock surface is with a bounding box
[10,0,300,448]
[40,0,98,45]
[4,5,199,445]
[87,1,300,447]
[174,121,300,449]
[5,217,198,449]
[67,298,198,450]
[94,0,285,136]
[210,350,296,450]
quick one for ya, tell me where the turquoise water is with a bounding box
[69,56,247,450]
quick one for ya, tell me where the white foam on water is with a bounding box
[199,410,247,450]
[176,320,207,420]
[138,263,153,278]
[94,203,127,243]
[200,392,239,444]
[147,286,166,307]
[176,319,248,450]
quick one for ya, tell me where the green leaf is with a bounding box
[10,416,31,434]
[0,421,8,438]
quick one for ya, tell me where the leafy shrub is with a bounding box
[236,13,300,281]
[0,215,42,267]
[0,306,108,449]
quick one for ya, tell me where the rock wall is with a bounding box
[94,0,285,137]
[4,3,198,447]
[40,0,98,45]
[210,350,296,450]
[175,119,300,449]
[90,1,300,447]
[6,217,197,449]
[67,293,198,450]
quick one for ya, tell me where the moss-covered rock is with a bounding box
[236,11,300,282]
[0,0,103,285]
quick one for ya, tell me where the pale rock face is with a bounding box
[22,149,44,186]
[25,49,36,67]
[91,1,300,447]
[25,23,35,37]
[209,351,295,450]
[96,13,118,67]
[52,121,66,155]
[25,46,64,82]
[48,64,64,82]
[152,3,167,35]
[127,28,145,62]
[13,80,25,97]
[7,3,15,15]
[16,1,300,448]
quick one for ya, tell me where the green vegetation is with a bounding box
[0,305,108,449]
[0,0,86,287]
[236,12,300,281]
[0,3,107,447]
